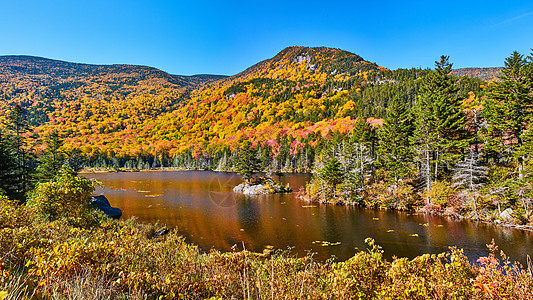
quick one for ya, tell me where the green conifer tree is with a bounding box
[36,131,66,183]
[0,130,18,196]
[3,105,35,199]
[318,157,344,197]
[411,56,468,205]
[429,57,469,170]
[235,140,260,181]
[377,97,414,184]
[349,118,377,186]
[484,51,533,179]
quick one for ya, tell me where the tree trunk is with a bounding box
[519,156,524,180]
[426,146,431,205]
[434,150,438,184]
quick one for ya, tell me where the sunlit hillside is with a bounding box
[0,48,484,169]
[0,55,225,127]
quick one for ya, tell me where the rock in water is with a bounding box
[90,195,122,219]
[233,183,270,195]
[233,183,246,193]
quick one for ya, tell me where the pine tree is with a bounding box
[0,130,17,196]
[411,56,468,205]
[425,56,468,178]
[65,148,86,173]
[3,105,35,198]
[411,78,439,204]
[377,97,414,184]
[234,140,260,181]
[484,51,533,178]
[317,157,344,197]
[36,131,66,183]
[349,118,377,186]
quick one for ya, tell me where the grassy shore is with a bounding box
[1,194,533,300]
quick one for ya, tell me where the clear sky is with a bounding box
[1,0,532,75]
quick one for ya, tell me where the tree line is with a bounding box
[0,105,83,200]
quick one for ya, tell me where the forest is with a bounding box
[1,46,533,298]
[2,47,533,226]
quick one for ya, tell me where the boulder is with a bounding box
[245,184,270,195]
[500,208,513,222]
[233,181,291,195]
[90,195,122,219]
[233,183,270,195]
[233,183,246,193]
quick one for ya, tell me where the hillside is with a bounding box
[451,67,502,81]
[232,46,384,81]
[75,46,391,161]
[0,48,484,171]
[0,55,226,127]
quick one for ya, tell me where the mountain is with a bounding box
[232,46,384,81]
[451,67,502,81]
[0,55,226,88]
[130,46,389,157]
[0,55,226,126]
[0,48,483,170]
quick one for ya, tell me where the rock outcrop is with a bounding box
[233,181,292,195]
[233,183,271,195]
[500,208,513,222]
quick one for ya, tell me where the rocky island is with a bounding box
[233,177,292,195]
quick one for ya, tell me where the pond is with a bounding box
[85,170,533,264]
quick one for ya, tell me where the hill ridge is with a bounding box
[0,46,486,167]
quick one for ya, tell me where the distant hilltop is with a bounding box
[451,67,502,81]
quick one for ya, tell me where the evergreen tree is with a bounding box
[411,98,434,204]
[430,57,469,170]
[411,56,468,204]
[65,148,86,173]
[234,140,260,181]
[0,130,18,196]
[377,97,414,184]
[36,131,66,182]
[3,105,35,199]
[484,51,533,178]
[317,157,344,197]
[349,118,377,186]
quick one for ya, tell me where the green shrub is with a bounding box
[423,180,455,208]
[28,166,101,227]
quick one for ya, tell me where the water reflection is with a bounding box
[85,171,533,264]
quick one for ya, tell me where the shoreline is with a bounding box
[79,167,313,175]
[81,168,533,232]
[299,195,533,233]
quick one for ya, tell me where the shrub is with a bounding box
[423,180,455,208]
[0,193,34,229]
[28,166,101,227]
[329,238,388,298]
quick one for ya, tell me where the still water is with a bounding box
[85,171,533,264]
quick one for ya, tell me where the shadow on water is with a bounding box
[85,171,533,264]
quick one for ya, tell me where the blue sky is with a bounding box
[1,0,532,75]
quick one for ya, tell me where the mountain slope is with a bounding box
[0,55,226,126]
[129,47,389,157]
[232,46,383,81]
[0,48,483,169]
[451,67,502,81]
